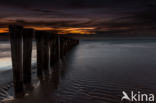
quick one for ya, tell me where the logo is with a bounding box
[121,91,155,102]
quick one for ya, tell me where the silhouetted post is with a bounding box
[50,35,54,67]
[59,36,64,59]
[50,33,56,67]
[58,35,60,61]
[42,32,50,79]
[23,29,34,86]
[36,31,50,80]
[53,34,59,63]
[65,37,69,53]
[9,25,24,98]
[35,31,44,80]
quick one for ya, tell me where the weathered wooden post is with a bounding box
[59,36,64,59]
[64,37,68,55]
[42,32,50,79]
[36,31,50,80]
[50,33,56,67]
[35,31,44,80]
[58,35,61,61]
[23,29,34,86]
[62,38,66,57]
[53,34,59,63]
[9,25,24,98]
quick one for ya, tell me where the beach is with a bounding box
[1,39,156,103]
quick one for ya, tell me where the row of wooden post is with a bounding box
[9,25,79,98]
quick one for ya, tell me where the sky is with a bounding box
[0,0,156,34]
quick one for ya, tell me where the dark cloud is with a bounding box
[0,19,82,27]
[91,4,156,34]
[0,0,156,34]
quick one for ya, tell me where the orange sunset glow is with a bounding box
[57,27,95,34]
[0,27,96,34]
[0,28,9,33]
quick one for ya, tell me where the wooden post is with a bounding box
[64,38,68,55]
[35,31,44,80]
[9,25,24,98]
[57,35,60,62]
[59,36,63,59]
[50,33,55,67]
[42,32,50,79]
[53,34,59,63]
[23,29,33,86]
[36,31,50,80]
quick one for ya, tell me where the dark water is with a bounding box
[53,40,156,103]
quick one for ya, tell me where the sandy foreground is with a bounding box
[2,78,60,103]
[1,62,63,103]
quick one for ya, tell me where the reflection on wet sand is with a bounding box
[6,60,67,103]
